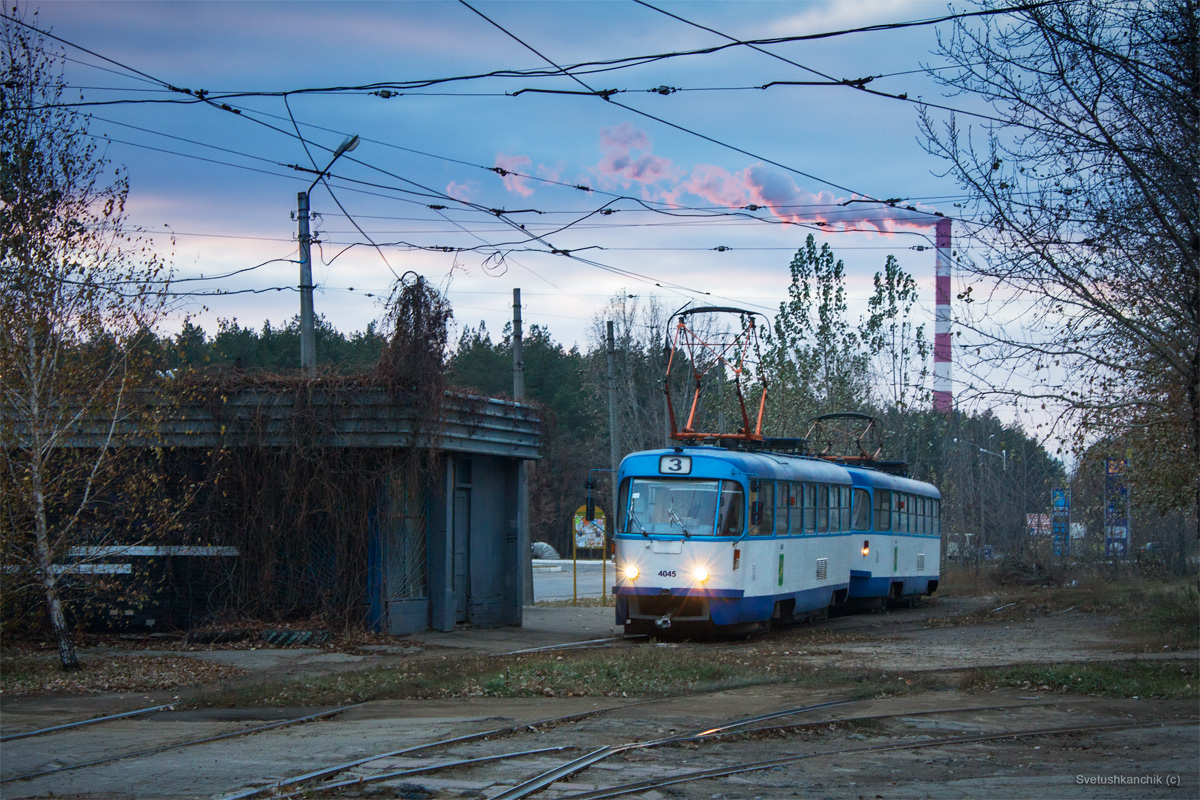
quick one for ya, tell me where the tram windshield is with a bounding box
[619,478,743,537]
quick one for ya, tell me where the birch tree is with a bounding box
[1,8,172,669]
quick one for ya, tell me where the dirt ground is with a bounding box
[1,597,1197,799]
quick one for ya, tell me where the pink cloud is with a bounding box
[537,162,565,183]
[593,122,683,191]
[494,154,535,197]
[684,164,753,208]
[744,165,840,226]
[743,165,938,232]
[583,123,940,231]
[684,162,938,234]
[445,180,477,202]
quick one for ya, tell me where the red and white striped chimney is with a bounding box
[933,217,953,413]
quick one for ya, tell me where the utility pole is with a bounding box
[293,133,359,373]
[514,289,532,605]
[513,288,525,398]
[606,321,620,553]
[297,191,315,373]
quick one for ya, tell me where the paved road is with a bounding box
[532,559,615,602]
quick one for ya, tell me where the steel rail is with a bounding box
[273,746,576,800]
[560,720,1171,799]
[673,699,1096,744]
[219,706,618,800]
[485,698,860,800]
[488,747,628,800]
[493,636,640,657]
[0,703,175,742]
[2,703,364,784]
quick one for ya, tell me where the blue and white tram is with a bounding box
[843,466,941,606]
[613,446,858,634]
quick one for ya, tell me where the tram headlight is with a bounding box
[622,565,640,580]
[693,567,710,583]
[862,540,870,556]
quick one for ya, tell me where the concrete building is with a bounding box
[54,386,541,634]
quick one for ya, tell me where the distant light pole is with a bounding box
[953,436,1008,566]
[953,436,1007,471]
[297,134,359,373]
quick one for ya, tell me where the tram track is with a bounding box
[0,702,175,742]
[557,719,1174,800]
[256,697,1111,799]
[217,706,628,800]
[239,696,1183,800]
[212,697,860,799]
[5,678,1191,799]
[0,703,364,784]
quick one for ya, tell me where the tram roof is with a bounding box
[619,445,853,483]
[844,464,941,498]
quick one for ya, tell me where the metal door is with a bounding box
[453,486,471,622]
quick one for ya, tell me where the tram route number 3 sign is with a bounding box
[574,506,606,549]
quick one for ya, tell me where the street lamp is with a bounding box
[297,134,359,372]
[953,436,1009,566]
[953,437,1007,471]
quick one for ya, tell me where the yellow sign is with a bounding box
[573,505,606,549]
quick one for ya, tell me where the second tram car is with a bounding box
[613,445,940,634]
[843,465,941,607]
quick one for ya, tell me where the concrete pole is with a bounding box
[514,289,532,605]
[513,288,525,398]
[297,191,315,373]
[606,321,620,562]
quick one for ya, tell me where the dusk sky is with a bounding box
[27,0,995,353]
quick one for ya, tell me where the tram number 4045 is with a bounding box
[658,570,677,578]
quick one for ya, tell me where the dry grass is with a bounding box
[534,595,615,608]
[193,644,927,708]
[960,659,1198,699]
[0,649,246,696]
[932,570,1198,651]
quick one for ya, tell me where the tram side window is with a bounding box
[874,489,891,532]
[893,492,905,533]
[801,484,811,534]
[827,485,839,532]
[920,497,928,534]
[841,486,852,531]
[851,488,871,531]
[932,498,940,536]
[777,483,793,536]
[718,481,745,536]
[817,484,829,533]
[788,482,803,535]
[750,480,775,536]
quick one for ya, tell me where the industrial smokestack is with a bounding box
[933,218,953,413]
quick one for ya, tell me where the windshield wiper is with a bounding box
[627,511,649,537]
[668,507,691,538]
